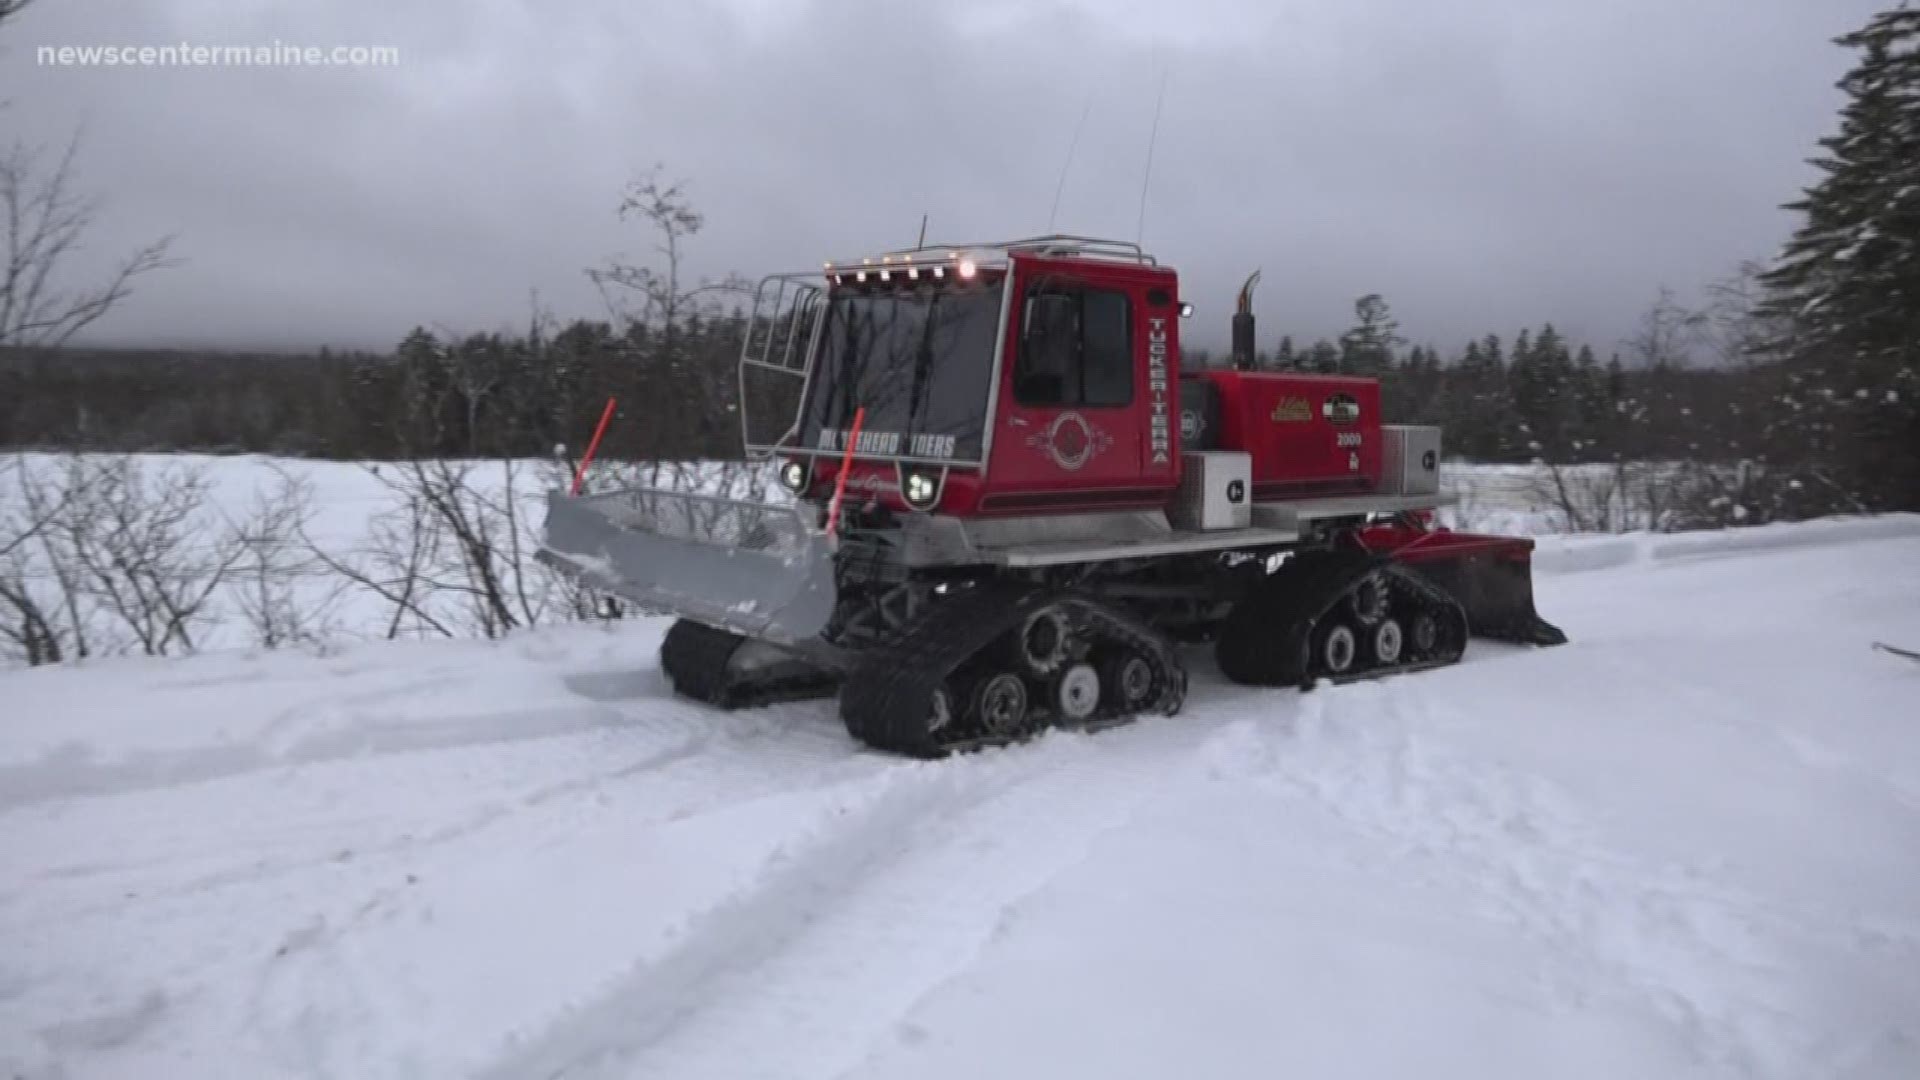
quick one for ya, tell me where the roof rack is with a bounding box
[872,234,1157,266]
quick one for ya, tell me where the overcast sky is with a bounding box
[0,0,1887,355]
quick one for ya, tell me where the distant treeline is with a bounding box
[0,310,1800,470]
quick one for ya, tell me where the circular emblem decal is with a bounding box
[1027,411,1114,471]
[1421,449,1437,471]
[1180,409,1202,442]
[1226,479,1245,503]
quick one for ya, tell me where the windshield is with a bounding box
[797,281,1003,462]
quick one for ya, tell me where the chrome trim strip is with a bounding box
[976,269,1016,469]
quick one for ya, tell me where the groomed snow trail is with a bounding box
[2,519,1918,1080]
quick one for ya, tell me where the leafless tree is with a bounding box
[588,166,751,331]
[0,1,31,33]
[2,454,321,666]
[1621,286,1710,370]
[1,136,178,348]
[298,479,455,641]
[47,457,251,655]
[588,166,752,455]
[1535,460,1640,533]
[297,456,576,641]
[1,455,94,664]
[229,469,345,650]
[1,0,178,347]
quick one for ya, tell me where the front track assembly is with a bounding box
[838,584,1188,758]
[658,619,839,709]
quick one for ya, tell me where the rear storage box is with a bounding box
[1380,425,1442,496]
[1170,451,1252,530]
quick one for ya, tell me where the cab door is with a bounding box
[982,265,1163,513]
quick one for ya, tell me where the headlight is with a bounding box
[780,460,808,493]
[900,467,941,511]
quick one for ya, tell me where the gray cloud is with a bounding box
[0,0,1886,355]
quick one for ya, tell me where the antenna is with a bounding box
[1047,97,1093,233]
[1135,62,1170,245]
[916,213,928,249]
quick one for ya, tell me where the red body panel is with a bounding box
[975,255,1182,516]
[794,256,1396,519]
[1198,371,1382,500]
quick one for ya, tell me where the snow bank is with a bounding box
[1530,512,1920,575]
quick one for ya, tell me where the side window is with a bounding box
[1014,286,1133,408]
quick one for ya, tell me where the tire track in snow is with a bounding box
[0,700,639,813]
[470,760,989,1080]
[0,658,824,814]
[6,705,878,930]
[472,724,1201,1080]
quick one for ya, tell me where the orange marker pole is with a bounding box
[824,406,866,538]
[570,396,618,496]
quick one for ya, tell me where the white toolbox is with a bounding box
[1170,451,1252,530]
[1380,425,1442,496]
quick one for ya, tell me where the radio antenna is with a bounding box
[1047,97,1094,233]
[916,213,928,249]
[1134,62,1170,245]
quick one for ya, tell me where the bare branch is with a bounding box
[0,135,180,349]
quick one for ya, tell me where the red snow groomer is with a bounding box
[539,236,1565,756]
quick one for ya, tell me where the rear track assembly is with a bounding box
[1215,548,1469,688]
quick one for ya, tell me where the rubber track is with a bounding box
[659,619,837,710]
[1215,549,1469,687]
[839,585,1186,758]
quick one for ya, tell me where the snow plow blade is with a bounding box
[1391,531,1568,647]
[535,488,837,645]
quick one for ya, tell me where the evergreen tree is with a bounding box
[1441,336,1515,461]
[1338,294,1402,377]
[1510,324,1578,458]
[1274,335,1296,370]
[1305,339,1340,373]
[1756,4,1920,510]
[1572,344,1608,457]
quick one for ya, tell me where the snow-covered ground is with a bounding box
[3,515,1917,1080]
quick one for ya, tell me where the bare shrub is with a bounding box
[229,468,344,650]
[2,453,326,666]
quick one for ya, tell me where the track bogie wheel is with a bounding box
[1103,653,1156,711]
[1319,621,1359,676]
[1371,617,1404,666]
[972,671,1031,738]
[1409,612,1439,657]
[1054,663,1101,723]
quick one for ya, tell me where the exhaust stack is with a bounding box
[1232,269,1260,371]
